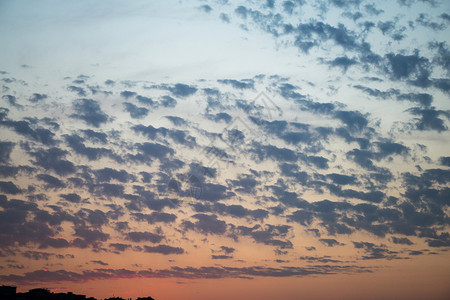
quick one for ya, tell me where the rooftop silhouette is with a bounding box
[0,286,155,300]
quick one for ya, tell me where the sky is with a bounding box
[0,0,449,299]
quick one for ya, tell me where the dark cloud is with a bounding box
[406,107,450,132]
[237,224,293,249]
[0,264,371,284]
[219,246,235,254]
[299,255,342,263]
[319,239,344,247]
[64,134,115,161]
[384,52,431,86]
[327,173,356,185]
[439,156,450,166]
[217,79,254,89]
[109,243,131,252]
[212,254,233,259]
[252,144,297,162]
[21,250,54,260]
[183,214,228,235]
[334,110,368,132]
[0,118,56,145]
[326,56,358,71]
[70,98,109,127]
[143,244,184,255]
[123,102,149,119]
[353,241,400,260]
[160,95,177,107]
[29,148,76,176]
[120,90,137,99]
[91,260,108,266]
[59,193,82,203]
[198,183,234,202]
[72,227,109,248]
[235,6,248,19]
[192,202,268,221]
[392,237,413,245]
[165,116,187,126]
[169,84,197,97]
[397,93,433,107]
[131,142,175,162]
[0,141,14,164]
[199,5,212,13]
[416,13,446,31]
[228,174,259,194]
[95,168,133,183]
[220,13,230,23]
[37,174,66,189]
[0,181,21,194]
[81,129,107,144]
[126,231,164,243]
[29,93,48,103]
[132,212,177,224]
[2,95,22,108]
[67,86,87,97]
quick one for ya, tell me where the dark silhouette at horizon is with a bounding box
[0,286,155,300]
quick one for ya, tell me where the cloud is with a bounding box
[212,255,233,259]
[70,99,109,127]
[220,12,230,23]
[160,95,177,107]
[120,90,137,99]
[72,227,109,248]
[319,239,344,247]
[217,79,254,89]
[439,156,450,166]
[132,212,177,224]
[37,174,66,189]
[299,255,342,263]
[237,224,293,249]
[0,141,15,164]
[81,129,108,144]
[2,95,22,108]
[352,241,401,260]
[384,51,430,84]
[59,193,82,203]
[0,264,371,284]
[169,84,197,97]
[165,116,187,126]
[126,231,164,243]
[0,181,21,194]
[392,237,414,245]
[94,168,134,183]
[109,243,131,252]
[199,5,212,13]
[192,202,268,221]
[326,56,358,71]
[183,214,228,235]
[130,142,175,162]
[143,244,184,255]
[29,93,48,103]
[334,110,368,132]
[64,134,115,161]
[406,107,450,132]
[123,102,149,119]
[91,260,109,266]
[0,118,56,145]
[29,147,76,176]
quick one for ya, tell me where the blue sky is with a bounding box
[0,1,449,299]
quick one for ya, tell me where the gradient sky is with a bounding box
[0,1,449,299]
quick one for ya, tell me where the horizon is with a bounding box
[0,0,449,299]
